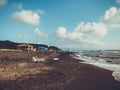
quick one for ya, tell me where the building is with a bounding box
[17,44,36,51]
[37,45,48,51]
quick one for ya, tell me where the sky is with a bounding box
[0,0,120,50]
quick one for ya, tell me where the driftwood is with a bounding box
[32,56,45,62]
[53,57,59,61]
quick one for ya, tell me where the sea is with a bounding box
[72,50,120,82]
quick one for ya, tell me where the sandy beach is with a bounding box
[0,51,120,90]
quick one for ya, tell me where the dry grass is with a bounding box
[0,50,53,81]
[0,51,70,90]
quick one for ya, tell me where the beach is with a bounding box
[0,51,120,90]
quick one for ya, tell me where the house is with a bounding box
[17,44,36,51]
[37,45,48,51]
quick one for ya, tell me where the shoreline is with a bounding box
[73,52,120,82]
[60,52,120,90]
[0,51,120,90]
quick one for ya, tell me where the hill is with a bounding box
[0,40,60,50]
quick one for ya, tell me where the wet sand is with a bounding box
[0,51,120,90]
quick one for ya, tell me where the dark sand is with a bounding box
[0,51,120,90]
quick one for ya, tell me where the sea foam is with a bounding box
[73,53,120,82]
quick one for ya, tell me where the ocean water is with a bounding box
[73,50,120,82]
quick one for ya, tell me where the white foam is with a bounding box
[98,59,107,63]
[73,53,120,82]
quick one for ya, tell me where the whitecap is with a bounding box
[73,53,120,82]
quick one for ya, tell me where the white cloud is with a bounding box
[104,7,117,20]
[0,0,7,6]
[55,6,120,49]
[55,25,105,46]
[69,31,84,40]
[116,0,120,4]
[55,27,69,38]
[55,27,84,42]
[74,22,107,37]
[102,7,120,28]
[12,3,23,9]
[34,27,48,37]
[18,34,23,39]
[11,10,40,26]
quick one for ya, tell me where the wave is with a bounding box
[73,53,120,82]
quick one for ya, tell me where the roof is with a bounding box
[17,44,34,48]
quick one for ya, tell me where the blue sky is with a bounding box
[0,0,120,50]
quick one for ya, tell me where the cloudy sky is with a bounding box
[0,0,120,50]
